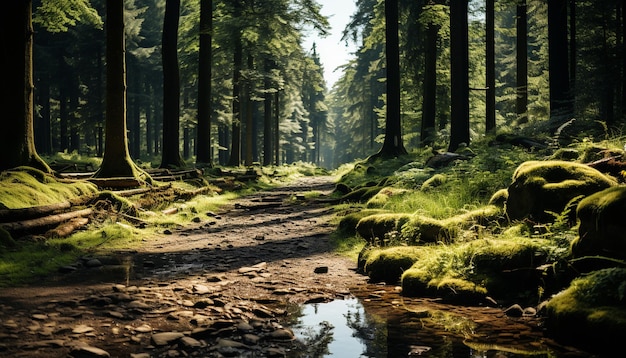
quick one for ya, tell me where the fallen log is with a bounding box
[0,202,72,223]
[0,208,94,234]
[114,183,172,197]
[45,217,90,238]
[0,195,95,223]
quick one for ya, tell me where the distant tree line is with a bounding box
[3,0,626,174]
[332,0,626,164]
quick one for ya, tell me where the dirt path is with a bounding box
[0,176,368,357]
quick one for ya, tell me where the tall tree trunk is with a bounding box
[228,2,243,167]
[95,0,149,182]
[145,77,153,156]
[548,0,573,130]
[129,59,141,158]
[622,0,626,118]
[372,0,407,159]
[485,0,496,133]
[263,60,273,166]
[0,0,50,172]
[516,0,528,124]
[245,53,254,166]
[160,0,185,169]
[421,24,438,146]
[196,0,213,167]
[274,90,280,166]
[569,0,576,94]
[448,0,470,152]
[36,72,53,154]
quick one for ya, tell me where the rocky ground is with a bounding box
[0,176,370,357]
[0,176,595,358]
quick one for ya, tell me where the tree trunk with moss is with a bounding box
[0,0,51,173]
[94,0,150,183]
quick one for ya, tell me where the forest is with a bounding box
[2,0,626,357]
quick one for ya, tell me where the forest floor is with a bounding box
[0,175,594,357]
[0,175,371,357]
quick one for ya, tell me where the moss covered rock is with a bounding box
[545,268,626,355]
[420,174,446,191]
[337,209,387,236]
[401,238,551,304]
[340,186,382,203]
[505,160,617,222]
[355,213,413,242]
[488,188,508,208]
[571,186,626,260]
[365,187,408,208]
[401,206,502,244]
[358,246,424,283]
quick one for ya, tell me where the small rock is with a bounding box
[192,217,202,223]
[192,284,211,294]
[151,332,185,346]
[134,324,152,333]
[59,265,78,273]
[68,345,110,358]
[242,333,260,345]
[179,336,202,348]
[267,328,295,341]
[32,313,48,321]
[85,259,103,268]
[130,354,151,358]
[72,324,95,334]
[314,266,329,274]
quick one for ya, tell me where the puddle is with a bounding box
[285,296,590,357]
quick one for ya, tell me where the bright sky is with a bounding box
[303,0,358,88]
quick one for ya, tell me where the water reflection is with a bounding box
[285,291,592,358]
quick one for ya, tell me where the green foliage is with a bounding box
[34,0,103,32]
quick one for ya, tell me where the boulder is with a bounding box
[571,186,626,260]
[505,160,617,222]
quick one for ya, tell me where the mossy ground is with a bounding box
[331,137,626,309]
[0,163,323,286]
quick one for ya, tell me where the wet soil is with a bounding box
[0,176,597,357]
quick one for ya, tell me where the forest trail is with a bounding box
[0,175,368,357]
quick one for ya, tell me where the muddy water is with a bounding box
[285,284,596,358]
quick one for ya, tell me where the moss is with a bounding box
[340,186,382,203]
[355,213,413,242]
[572,186,626,260]
[420,174,447,191]
[365,187,408,208]
[401,206,502,243]
[0,168,99,209]
[333,183,352,195]
[359,246,425,283]
[337,209,387,236]
[0,227,16,251]
[93,191,139,217]
[401,237,552,303]
[488,188,508,208]
[549,148,580,161]
[545,268,626,354]
[506,160,617,222]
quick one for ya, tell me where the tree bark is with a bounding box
[516,0,528,124]
[263,60,273,166]
[196,0,213,167]
[372,0,407,159]
[228,3,243,167]
[421,24,438,146]
[548,0,574,130]
[448,0,470,152]
[245,53,254,167]
[160,0,186,169]
[486,0,496,133]
[0,0,50,172]
[94,0,150,183]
